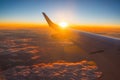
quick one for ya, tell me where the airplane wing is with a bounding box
[42,12,120,80]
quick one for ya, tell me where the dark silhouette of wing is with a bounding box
[42,12,120,80]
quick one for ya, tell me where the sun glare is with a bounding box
[59,22,68,28]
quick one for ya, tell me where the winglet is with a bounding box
[42,12,59,30]
[42,12,54,26]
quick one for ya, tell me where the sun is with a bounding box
[59,22,68,28]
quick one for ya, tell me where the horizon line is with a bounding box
[0,22,120,28]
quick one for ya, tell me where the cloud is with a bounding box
[2,60,102,80]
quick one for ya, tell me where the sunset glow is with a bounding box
[0,0,120,27]
[59,22,68,28]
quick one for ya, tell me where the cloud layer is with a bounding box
[2,60,102,80]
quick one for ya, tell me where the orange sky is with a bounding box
[0,22,120,28]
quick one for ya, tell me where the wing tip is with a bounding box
[42,12,46,16]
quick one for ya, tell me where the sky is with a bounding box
[0,0,120,26]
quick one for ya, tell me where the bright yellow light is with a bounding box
[59,22,68,28]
